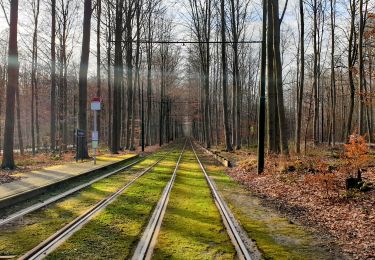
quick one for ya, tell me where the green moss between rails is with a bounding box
[152,150,236,260]
[0,148,175,258]
[46,150,182,259]
[204,162,337,260]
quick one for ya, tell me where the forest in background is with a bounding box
[0,0,374,170]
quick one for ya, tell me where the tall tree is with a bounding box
[312,0,319,145]
[50,0,56,150]
[145,0,156,146]
[272,0,289,155]
[111,0,124,153]
[267,0,278,153]
[220,0,232,152]
[106,0,112,148]
[2,0,18,169]
[188,0,212,149]
[15,78,23,155]
[329,0,336,145]
[96,0,102,141]
[296,0,304,153]
[77,0,92,159]
[31,0,40,155]
[358,0,365,135]
[230,0,246,150]
[346,0,357,140]
[125,0,134,150]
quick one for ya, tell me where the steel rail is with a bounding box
[131,139,187,260]
[0,152,167,227]
[190,140,252,260]
[19,147,179,260]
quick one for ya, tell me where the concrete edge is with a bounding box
[196,143,232,167]
[0,154,139,210]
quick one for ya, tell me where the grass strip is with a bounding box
[152,150,236,259]
[46,149,183,259]
[0,147,173,257]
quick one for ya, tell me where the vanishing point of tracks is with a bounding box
[2,139,254,259]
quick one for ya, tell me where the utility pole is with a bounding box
[257,0,267,173]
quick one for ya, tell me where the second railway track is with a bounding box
[0,153,156,227]
[19,149,175,260]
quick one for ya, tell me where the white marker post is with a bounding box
[91,97,101,165]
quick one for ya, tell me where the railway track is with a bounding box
[0,148,180,227]
[131,140,187,260]
[132,139,253,260]
[18,145,182,260]
[191,141,253,260]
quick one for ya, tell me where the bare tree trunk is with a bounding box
[96,0,101,142]
[358,0,365,135]
[2,0,18,169]
[77,0,92,159]
[159,44,165,146]
[313,0,319,146]
[125,7,133,150]
[0,66,4,154]
[230,0,241,150]
[267,0,278,153]
[369,53,374,142]
[296,0,304,153]
[15,81,23,155]
[130,0,142,151]
[220,0,232,152]
[106,3,112,148]
[31,0,40,154]
[330,0,336,146]
[50,0,56,151]
[272,0,289,155]
[111,0,124,153]
[346,0,356,141]
[146,3,153,146]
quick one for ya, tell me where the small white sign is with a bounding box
[92,131,99,141]
[92,140,98,149]
[91,101,101,111]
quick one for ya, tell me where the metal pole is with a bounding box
[75,130,78,163]
[141,82,145,152]
[94,110,97,165]
[257,0,267,174]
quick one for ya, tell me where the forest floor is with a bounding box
[0,144,160,185]
[211,143,375,259]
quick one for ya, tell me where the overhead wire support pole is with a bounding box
[257,0,267,174]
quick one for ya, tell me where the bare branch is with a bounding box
[280,0,289,23]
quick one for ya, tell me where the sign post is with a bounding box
[91,97,101,165]
[75,129,86,162]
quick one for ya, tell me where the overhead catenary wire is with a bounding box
[109,40,262,44]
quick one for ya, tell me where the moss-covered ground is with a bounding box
[152,149,236,259]
[0,145,176,258]
[199,149,339,260]
[46,148,183,259]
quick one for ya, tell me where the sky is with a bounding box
[0,0,374,80]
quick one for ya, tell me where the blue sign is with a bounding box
[76,129,85,137]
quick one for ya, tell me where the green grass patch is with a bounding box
[0,147,174,257]
[152,150,236,259]
[46,150,182,259]
[204,159,337,260]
